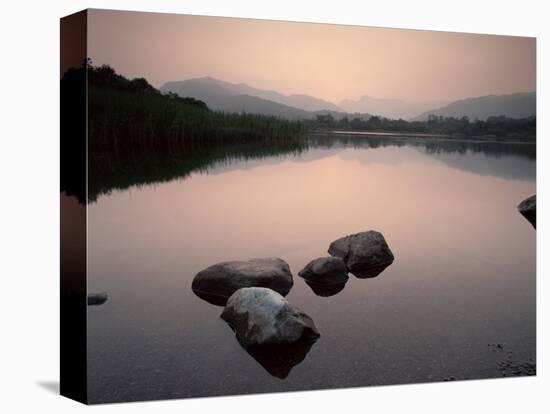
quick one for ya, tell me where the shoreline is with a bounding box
[318,129,536,145]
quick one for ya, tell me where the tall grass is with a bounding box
[89,86,304,164]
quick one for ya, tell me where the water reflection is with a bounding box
[305,280,347,297]
[194,288,318,377]
[86,133,535,402]
[517,195,536,228]
[81,133,535,202]
[242,341,318,379]
[520,213,536,229]
[192,290,229,306]
[350,262,394,279]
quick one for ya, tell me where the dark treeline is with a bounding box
[308,113,536,140]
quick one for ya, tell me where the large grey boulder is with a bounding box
[221,287,320,347]
[192,258,293,305]
[328,230,394,278]
[518,194,536,228]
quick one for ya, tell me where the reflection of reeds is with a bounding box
[87,87,307,201]
[88,140,308,202]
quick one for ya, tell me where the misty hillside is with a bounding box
[211,94,312,119]
[161,76,340,113]
[160,77,535,123]
[413,92,536,121]
[284,94,341,112]
[340,95,448,120]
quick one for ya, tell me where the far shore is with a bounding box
[325,129,536,144]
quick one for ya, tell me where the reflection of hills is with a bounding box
[86,134,535,202]
[329,135,535,182]
[408,138,535,181]
[422,147,535,181]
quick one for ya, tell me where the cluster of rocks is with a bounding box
[517,194,536,228]
[191,230,394,377]
[194,267,320,378]
[192,257,321,365]
[303,230,395,289]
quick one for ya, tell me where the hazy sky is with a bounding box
[88,9,536,104]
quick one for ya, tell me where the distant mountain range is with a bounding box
[413,92,536,121]
[161,77,339,119]
[161,77,536,122]
[339,96,448,120]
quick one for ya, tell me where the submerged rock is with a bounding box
[221,287,320,347]
[328,230,394,278]
[299,257,349,285]
[299,256,349,297]
[192,258,293,306]
[518,194,536,228]
[87,292,108,306]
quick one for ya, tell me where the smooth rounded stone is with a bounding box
[221,287,320,347]
[518,194,536,228]
[192,258,293,306]
[88,292,108,306]
[328,230,394,278]
[298,257,349,286]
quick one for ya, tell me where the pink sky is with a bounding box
[88,9,536,104]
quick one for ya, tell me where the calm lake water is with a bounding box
[86,134,536,403]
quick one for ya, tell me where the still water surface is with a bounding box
[87,135,536,403]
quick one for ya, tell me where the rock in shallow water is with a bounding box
[221,287,320,347]
[299,256,349,285]
[328,230,394,278]
[517,194,536,228]
[192,258,293,305]
[87,292,108,306]
[299,256,349,296]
